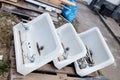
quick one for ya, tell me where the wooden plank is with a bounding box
[8,0,20,2]
[57,73,75,80]
[9,46,15,59]
[10,68,76,80]
[10,68,97,80]
[25,0,62,13]
[0,0,60,22]
[57,73,67,80]
[1,3,59,22]
[36,0,76,7]
[37,64,76,75]
[10,68,23,80]
[37,0,61,6]
[22,73,75,80]
[0,0,43,13]
[36,0,61,8]
[60,0,76,6]
[22,73,60,80]
[101,16,120,38]
[0,0,61,14]
[1,3,37,17]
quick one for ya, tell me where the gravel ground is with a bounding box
[0,10,20,80]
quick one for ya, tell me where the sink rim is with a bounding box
[13,13,64,75]
[74,27,114,76]
[53,23,87,69]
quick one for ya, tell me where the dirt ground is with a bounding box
[0,10,20,80]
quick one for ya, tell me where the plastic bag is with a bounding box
[62,0,78,22]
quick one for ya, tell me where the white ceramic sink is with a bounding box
[74,27,114,76]
[13,13,63,75]
[53,23,86,69]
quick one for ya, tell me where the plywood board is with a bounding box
[101,16,120,38]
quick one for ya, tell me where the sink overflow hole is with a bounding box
[40,46,44,50]
[66,47,70,51]
[28,42,30,45]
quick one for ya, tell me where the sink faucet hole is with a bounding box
[66,47,70,51]
[40,46,44,50]
[28,42,30,45]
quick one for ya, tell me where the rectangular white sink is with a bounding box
[53,23,86,69]
[13,13,63,75]
[74,27,114,76]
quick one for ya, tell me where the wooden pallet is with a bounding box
[9,45,97,80]
[0,0,61,13]
[0,0,61,22]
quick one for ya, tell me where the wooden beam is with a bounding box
[8,0,20,2]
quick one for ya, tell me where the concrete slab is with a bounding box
[75,2,120,80]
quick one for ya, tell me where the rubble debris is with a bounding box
[0,55,3,60]
[0,10,19,80]
[0,10,20,48]
[77,46,94,69]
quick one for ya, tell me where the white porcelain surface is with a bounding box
[53,23,86,69]
[13,13,63,75]
[74,27,114,76]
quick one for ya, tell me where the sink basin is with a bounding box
[74,27,114,76]
[53,23,86,69]
[13,13,63,75]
